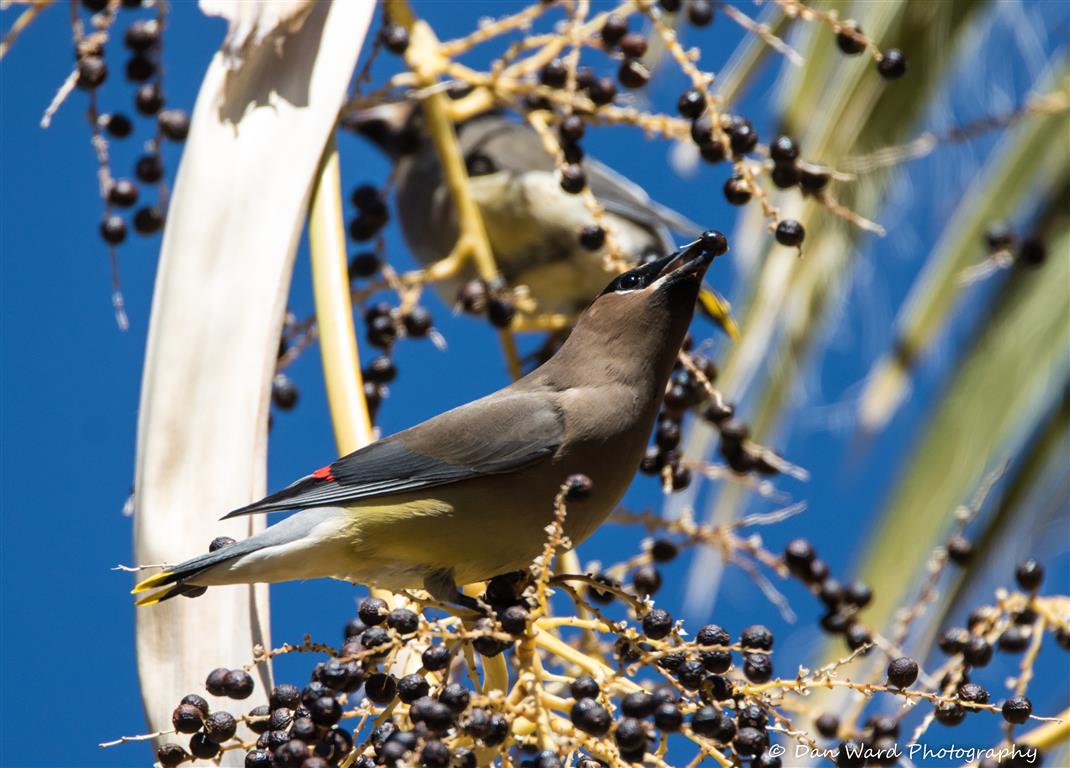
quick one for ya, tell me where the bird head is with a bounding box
[544,232,726,388]
[342,101,423,158]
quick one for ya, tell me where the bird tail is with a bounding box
[131,543,253,606]
[131,508,349,606]
[698,286,740,341]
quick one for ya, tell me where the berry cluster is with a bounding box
[779,1,906,80]
[66,0,189,324]
[781,537,876,652]
[268,180,440,426]
[349,0,912,324]
[112,481,1062,768]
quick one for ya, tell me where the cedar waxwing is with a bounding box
[347,104,737,337]
[133,236,721,606]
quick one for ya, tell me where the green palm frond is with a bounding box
[678,0,988,612]
[844,206,1069,657]
[859,61,1070,433]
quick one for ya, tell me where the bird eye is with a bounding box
[617,272,642,291]
[465,152,496,177]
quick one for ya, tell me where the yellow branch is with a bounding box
[388,0,522,380]
[483,651,510,696]
[309,136,375,455]
[1020,708,1070,752]
[310,134,396,612]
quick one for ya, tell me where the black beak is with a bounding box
[341,102,420,157]
[656,239,714,285]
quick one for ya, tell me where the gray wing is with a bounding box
[586,159,705,252]
[222,391,563,518]
[457,114,704,250]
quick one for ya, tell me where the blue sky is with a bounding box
[1,2,1067,766]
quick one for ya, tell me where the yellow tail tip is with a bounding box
[134,592,165,607]
[723,316,741,342]
[698,287,740,342]
[131,570,174,594]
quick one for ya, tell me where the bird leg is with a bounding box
[423,569,490,615]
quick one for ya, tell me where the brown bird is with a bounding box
[133,235,723,607]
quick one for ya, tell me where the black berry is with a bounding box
[540,59,568,88]
[380,24,409,54]
[836,23,866,55]
[815,713,839,739]
[886,656,918,688]
[77,55,107,89]
[688,0,713,27]
[204,711,237,743]
[421,645,451,672]
[570,698,610,736]
[397,673,430,703]
[559,164,586,194]
[733,726,767,757]
[578,224,606,251]
[172,704,204,734]
[135,154,164,183]
[964,636,993,667]
[365,673,397,703]
[205,668,229,696]
[224,669,254,699]
[946,535,973,565]
[723,175,751,205]
[934,701,965,726]
[103,113,134,139]
[156,743,188,767]
[135,82,165,115]
[653,702,682,732]
[799,168,830,192]
[701,229,729,256]
[271,374,299,411]
[651,539,678,562]
[1002,695,1032,724]
[125,55,155,82]
[770,135,800,165]
[617,58,649,89]
[124,20,159,50]
[133,206,165,235]
[619,33,648,59]
[743,652,773,683]
[600,15,628,47]
[1015,558,1044,591]
[159,110,190,141]
[741,624,773,650]
[310,695,342,726]
[775,219,805,247]
[677,89,706,119]
[877,49,906,79]
[100,215,127,245]
[188,733,219,759]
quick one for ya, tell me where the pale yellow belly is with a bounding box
[337,449,639,590]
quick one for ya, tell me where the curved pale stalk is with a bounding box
[309,136,375,456]
[388,0,522,380]
[133,2,370,757]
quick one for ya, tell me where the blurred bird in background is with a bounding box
[345,100,738,339]
[132,237,724,607]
